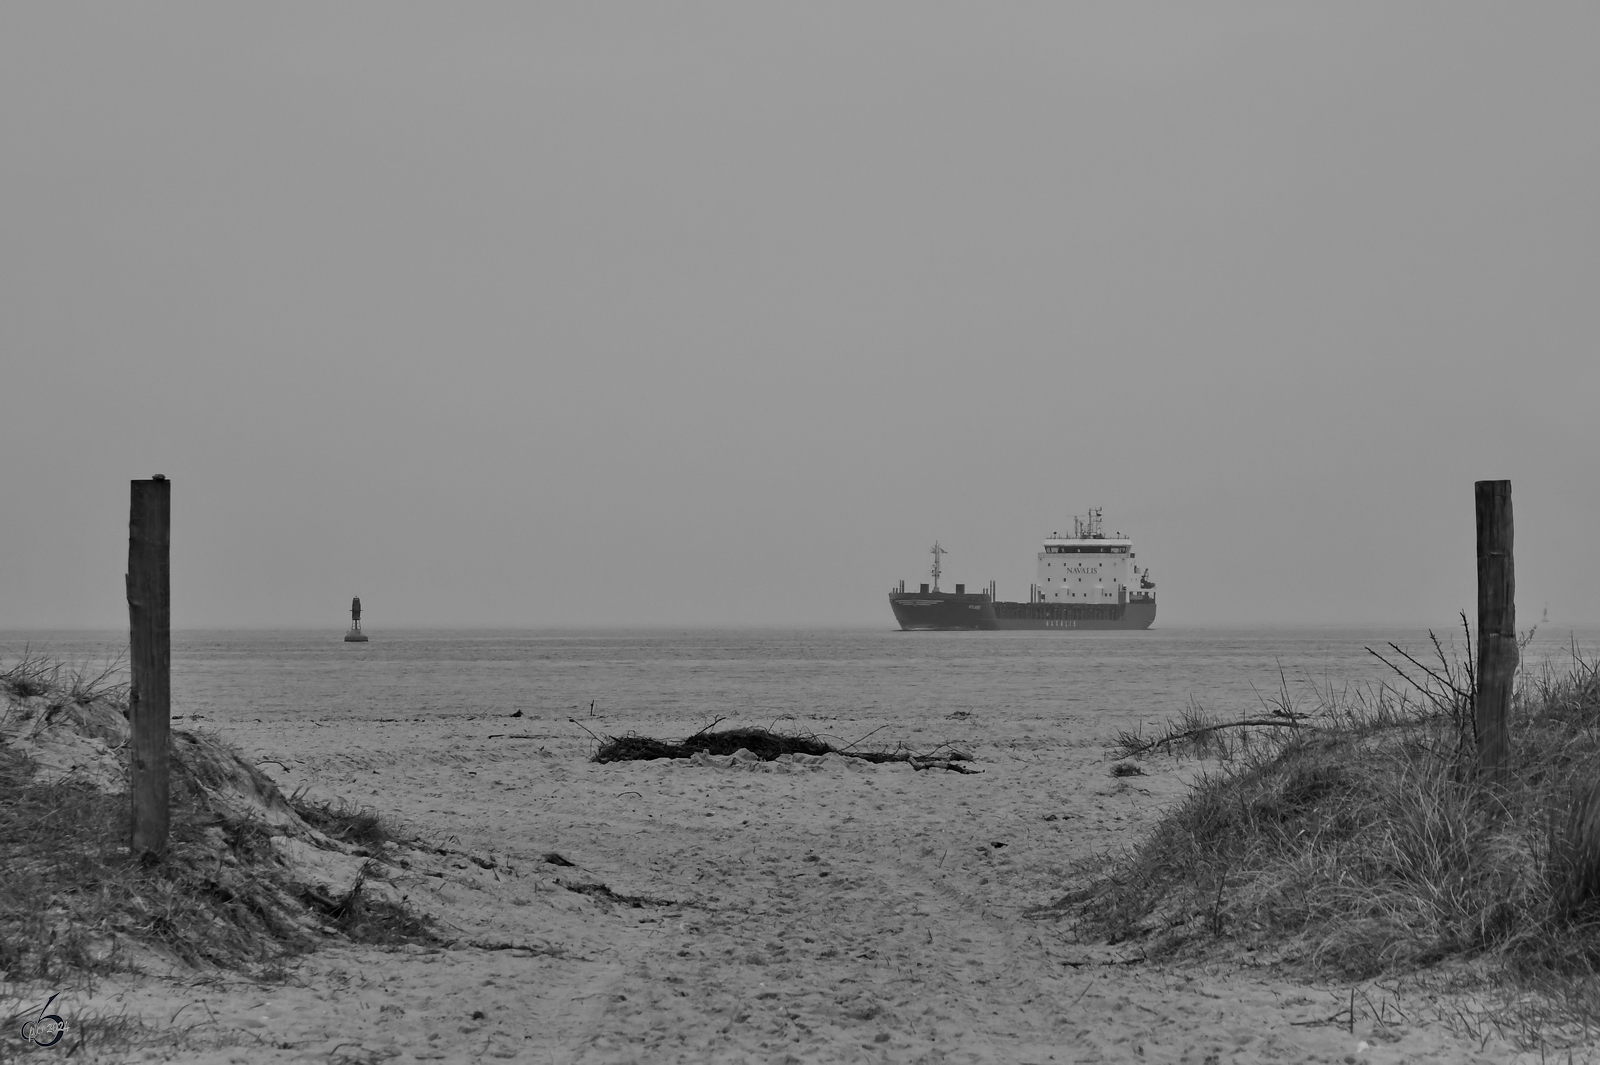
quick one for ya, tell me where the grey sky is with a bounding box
[2,4,1596,629]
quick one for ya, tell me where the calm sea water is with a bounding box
[5,626,1596,739]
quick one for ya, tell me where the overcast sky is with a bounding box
[2,4,1596,630]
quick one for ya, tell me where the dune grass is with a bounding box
[0,744,435,984]
[0,653,434,985]
[1057,628,1600,992]
[0,742,304,980]
[0,651,441,1059]
[0,647,127,707]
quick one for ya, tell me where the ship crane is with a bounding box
[929,541,946,592]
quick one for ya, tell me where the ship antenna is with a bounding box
[930,541,946,592]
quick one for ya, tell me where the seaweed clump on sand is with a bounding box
[591,722,974,771]
[595,726,833,763]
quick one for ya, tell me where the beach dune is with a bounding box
[35,702,1540,1064]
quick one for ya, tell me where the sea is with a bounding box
[4,625,1596,739]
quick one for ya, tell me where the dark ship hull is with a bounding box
[889,593,1155,631]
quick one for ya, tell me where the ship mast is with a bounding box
[1071,508,1104,539]
[929,541,946,592]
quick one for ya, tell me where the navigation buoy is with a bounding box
[344,597,369,642]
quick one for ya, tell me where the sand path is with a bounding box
[53,710,1559,1063]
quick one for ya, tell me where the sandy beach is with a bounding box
[6,0,1598,1057]
[33,699,1564,1065]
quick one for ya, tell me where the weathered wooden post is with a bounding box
[127,475,171,858]
[1475,479,1515,786]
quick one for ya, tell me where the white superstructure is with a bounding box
[1031,508,1154,605]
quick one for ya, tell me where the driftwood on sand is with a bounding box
[581,723,978,774]
[1115,716,1310,757]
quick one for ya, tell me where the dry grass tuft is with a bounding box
[1546,778,1600,923]
[1,647,128,707]
[288,792,405,851]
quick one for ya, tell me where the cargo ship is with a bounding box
[889,509,1155,631]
